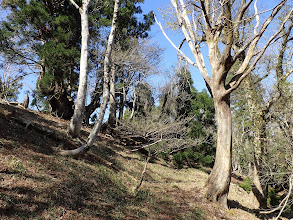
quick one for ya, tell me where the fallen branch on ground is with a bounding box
[260,174,293,218]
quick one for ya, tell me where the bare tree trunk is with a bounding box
[156,0,288,208]
[22,94,29,109]
[242,75,268,208]
[60,0,120,156]
[129,88,136,121]
[206,95,232,209]
[68,0,90,137]
[108,64,116,127]
[87,0,119,146]
[118,84,126,120]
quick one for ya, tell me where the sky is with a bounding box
[2,0,281,103]
[140,0,207,92]
[10,0,207,104]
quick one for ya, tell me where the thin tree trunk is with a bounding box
[108,64,116,127]
[87,0,119,146]
[60,0,120,156]
[68,0,90,137]
[84,82,102,125]
[242,75,268,208]
[118,84,126,120]
[206,95,232,209]
[129,88,136,121]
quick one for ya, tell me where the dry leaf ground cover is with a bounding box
[0,103,287,219]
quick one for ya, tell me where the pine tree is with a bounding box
[1,0,81,118]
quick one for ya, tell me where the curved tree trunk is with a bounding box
[68,0,90,137]
[206,94,232,208]
[86,0,119,147]
[60,0,120,156]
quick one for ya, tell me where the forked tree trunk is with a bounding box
[206,95,232,208]
[68,0,90,137]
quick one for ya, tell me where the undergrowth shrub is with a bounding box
[238,177,253,193]
[172,145,215,168]
[267,188,280,207]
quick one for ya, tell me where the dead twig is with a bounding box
[260,174,293,218]
[134,148,151,191]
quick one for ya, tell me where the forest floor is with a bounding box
[0,102,291,220]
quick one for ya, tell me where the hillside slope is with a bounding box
[0,102,283,219]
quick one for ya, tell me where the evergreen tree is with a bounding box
[0,0,80,118]
[0,0,154,120]
[160,67,216,168]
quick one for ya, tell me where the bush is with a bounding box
[238,177,253,193]
[172,146,215,168]
[199,155,213,167]
[267,188,280,207]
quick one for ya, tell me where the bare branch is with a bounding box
[227,7,293,94]
[69,0,81,10]
[170,0,211,83]
[199,0,212,32]
[232,1,288,63]
[235,0,254,25]
[154,13,198,68]
[260,174,293,216]
[253,0,260,35]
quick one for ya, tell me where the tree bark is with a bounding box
[206,94,232,209]
[108,64,116,127]
[118,84,126,120]
[60,0,120,155]
[68,0,90,137]
[129,88,136,121]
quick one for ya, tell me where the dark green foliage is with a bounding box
[168,68,216,168]
[238,177,253,193]
[267,188,284,207]
[1,0,153,118]
[173,146,214,168]
[0,0,81,117]
[134,82,154,117]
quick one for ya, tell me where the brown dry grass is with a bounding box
[0,102,288,219]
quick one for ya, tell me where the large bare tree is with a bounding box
[68,0,90,138]
[156,0,292,208]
